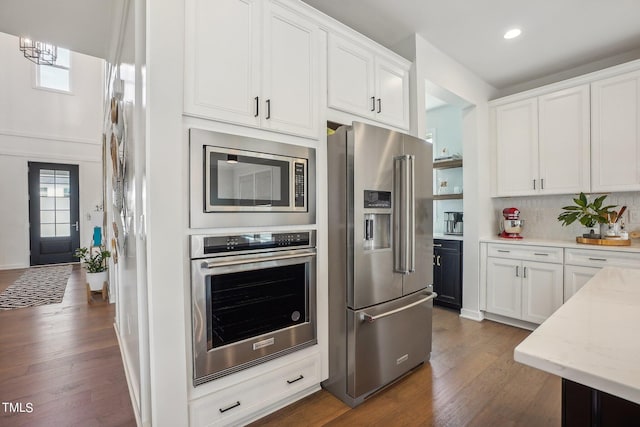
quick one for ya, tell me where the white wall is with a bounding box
[0,32,104,269]
[399,34,497,320]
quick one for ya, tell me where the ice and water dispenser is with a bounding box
[363,190,391,251]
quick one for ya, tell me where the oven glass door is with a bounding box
[207,263,308,350]
[205,147,297,210]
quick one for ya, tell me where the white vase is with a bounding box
[86,270,108,291]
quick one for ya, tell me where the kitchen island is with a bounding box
[514,267,640,425]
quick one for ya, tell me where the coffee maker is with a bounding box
[499,207,524,239]
[444,211,463,235]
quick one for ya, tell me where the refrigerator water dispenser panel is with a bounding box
[364,213,391,250]
[364,190,391,209]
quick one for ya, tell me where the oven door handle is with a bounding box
[200,250,315,269]
[360,293,437,323]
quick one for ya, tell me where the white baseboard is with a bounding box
[114,323,144,427]
[483,312,537,331]
[459,308,484,322]
[0,263,29,271]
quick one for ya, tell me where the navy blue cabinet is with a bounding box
[433,239,462,310]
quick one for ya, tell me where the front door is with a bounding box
[28,162,80,265]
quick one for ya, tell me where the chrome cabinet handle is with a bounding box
[533,179,536,190]
[377,98,382,113]
[588,257,607,262]
[360,293,437,323]
[541,178,545,189]
[436,255,441,267]
[371,96,376,111]
[433,244,442,247]
[219,401,241,413]
[286,374,304,384]
[266,99,271,119]
[497,249,510,253]
[534,253,549,256]
[523,266,527,278]
[254,96,259,117]
[516,266,519,277]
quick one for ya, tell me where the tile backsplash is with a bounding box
[492,192,640,240]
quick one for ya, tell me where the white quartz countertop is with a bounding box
[480,236,640,253]
[434,233,463,241]
[514,267,640,404]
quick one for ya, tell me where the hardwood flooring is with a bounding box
[0,264,136,427]
[251,307,561,427]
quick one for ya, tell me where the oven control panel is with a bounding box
[194,231,314,256]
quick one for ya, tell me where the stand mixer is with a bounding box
[499,207,524,239]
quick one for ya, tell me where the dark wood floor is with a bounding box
[0,265,136,426]
[251,307,561,427]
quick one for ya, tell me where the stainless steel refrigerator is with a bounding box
[322,121,436,407]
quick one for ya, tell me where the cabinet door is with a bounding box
[262,2,319,138]
[184,0,261,126]
[591,70,640,192]
[538,85,591,194]
[327,35,375,119]
[521,261,563,324]
[374,56,410,130]
[495,98,539,196]
[486,257,521,318]
[564,265,600,302]
[434,246,462,309]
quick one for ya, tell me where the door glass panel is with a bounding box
[39,169,72,238]
[41,224,56,237]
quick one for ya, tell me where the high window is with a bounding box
[35,48,71,92]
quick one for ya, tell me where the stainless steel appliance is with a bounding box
[323,122,436,407]
[189,128,316,228]
[190,231,316,385]
[444,211,463,235]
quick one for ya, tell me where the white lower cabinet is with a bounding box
[189,353,321,426]
[564,247,640,301]
[486,244,563,325]
[563,264,600,302]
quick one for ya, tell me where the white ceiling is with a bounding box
[2,0,640,91]
[302,0,640,90]
[0,0,120,60]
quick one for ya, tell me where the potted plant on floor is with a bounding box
[74,246,111,291]
[557,192,616,238]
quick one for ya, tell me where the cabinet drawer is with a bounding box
[565,248,640,269]
[487,243,563,264]
[189,353,320,427]
[434,239,462,251]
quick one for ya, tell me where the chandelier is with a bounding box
[19,37,57,65]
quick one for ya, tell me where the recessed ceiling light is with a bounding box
[504,28,522,40]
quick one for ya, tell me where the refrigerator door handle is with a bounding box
[360,292,438,322]
[393,156,409,274]
[408,155,415,273]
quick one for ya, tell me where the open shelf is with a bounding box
[433,158,463,169]
[433,193,463,200]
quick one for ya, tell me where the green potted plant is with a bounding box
[75,246,111,291]
[557,192,616,238]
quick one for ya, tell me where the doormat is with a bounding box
[0,264,73,311]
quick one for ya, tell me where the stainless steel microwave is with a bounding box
[189,128,316,228]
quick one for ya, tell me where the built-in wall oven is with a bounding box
[190,231,316,385]
[189,128,316,228]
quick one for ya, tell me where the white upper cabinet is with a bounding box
[328,34,410,130]
[538,85,591,194]
[493,85,590,197]
[591,70,640,192]
[494,98,539,196]
[184,0,319,139]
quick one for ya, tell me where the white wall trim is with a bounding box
[459,308,484,322]
[114,323,145,427]
[0,129,101,146]
[0,148,101,163]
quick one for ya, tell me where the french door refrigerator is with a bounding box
[322,121,436,407]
